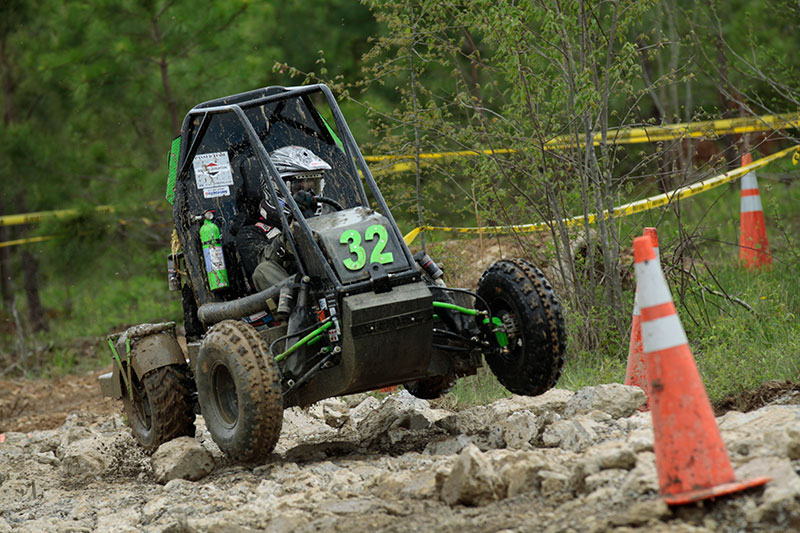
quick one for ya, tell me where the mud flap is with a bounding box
[100,322,188,399]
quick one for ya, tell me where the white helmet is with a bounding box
[269,145,330,195]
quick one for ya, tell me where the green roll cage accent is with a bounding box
[274,319,334,363]
[165,136,181,205]
[107,337,134,400]
[320,113,344,151]
[432,301,478,316]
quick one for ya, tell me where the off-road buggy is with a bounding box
[99,84,567,462]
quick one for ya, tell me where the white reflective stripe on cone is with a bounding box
[632,289,641,316]
[741,195,763,213]
[641,314,689,353]
[634,261,673,309]
[741,171,758,190]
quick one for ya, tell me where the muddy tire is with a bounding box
[477,258,566,396]
[404,375,457,400]
[195,320,283,462]
[122,364,196,452]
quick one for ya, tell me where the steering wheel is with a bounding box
[314,196,344,212]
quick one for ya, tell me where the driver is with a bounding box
[236,146,331,291]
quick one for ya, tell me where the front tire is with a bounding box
[195,320,283,462]
[477,258,566,396]
[122,364,196,451]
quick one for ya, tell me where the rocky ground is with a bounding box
[1,377,799,532]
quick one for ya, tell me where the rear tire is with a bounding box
[122,364,196,452]
[195,320,283,462]
[477,258,566,396]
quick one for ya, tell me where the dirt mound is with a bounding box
[714,380,800,415]
[0,369,117,434]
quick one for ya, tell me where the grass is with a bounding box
[441,159,800,407]
[1,238,181,378]
[681,265,800,403]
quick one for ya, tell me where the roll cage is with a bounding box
[169,84,418,309]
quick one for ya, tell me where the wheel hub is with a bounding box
[500,310,521,345]
[211,362,238,428]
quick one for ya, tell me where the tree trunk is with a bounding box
[21,250,47,332]
[0,217,13,311]
[1,34,16,311]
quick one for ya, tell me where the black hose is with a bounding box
[432,343,470,353]
[433,328,480,346]
[197,276,295,325]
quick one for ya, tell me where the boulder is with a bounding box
[348,396,381,424]
[578,440,637,475]
[60,435,111,480]
[541,411,624,452]
[356,392,449,450]
[564,384,646,419]
[436,406,491,435]
[424,434,473,456]
[718,405,800,461]
[498,451,548,497]
[499,410,541,449]
[584,468,628,492]
[738,456,800,528]
[306,398,351,429]
[488,389,575,421]
[620,451,659,495]
[440,444,503,506]
[151,437,214,483]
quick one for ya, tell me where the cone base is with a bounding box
[663,476,770,506]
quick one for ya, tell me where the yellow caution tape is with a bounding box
[403,144,798,245]
[0,205,116,228]
[367,113,800,170]
[2,111,797,245]
[546,112,800,149]
[0,235,57,249]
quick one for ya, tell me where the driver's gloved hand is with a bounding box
[292,190,317,217]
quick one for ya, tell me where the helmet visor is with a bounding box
[286,171,324,195]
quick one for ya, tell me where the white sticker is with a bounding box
[193,152,234,189]
[203,186,230,199]
[204,246,226,271]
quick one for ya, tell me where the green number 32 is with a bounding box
[340,225,395,271]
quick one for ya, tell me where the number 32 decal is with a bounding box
[339,225,394,271]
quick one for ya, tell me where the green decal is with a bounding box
[366,224,394,265]
[340,225,395,271]
[165,136,181,205]
[320,113,344,151]
[340,229,366,270]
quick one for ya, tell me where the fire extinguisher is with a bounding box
[199,211,229,290]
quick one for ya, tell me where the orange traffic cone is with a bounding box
[739,153,772,269]
[624,227,660,410]
[634,235,769,505]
